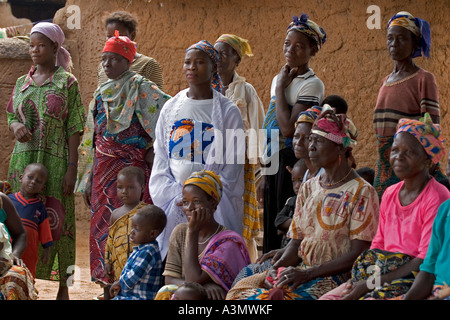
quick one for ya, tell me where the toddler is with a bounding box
[7,163,53,278]
[110,204,167,300]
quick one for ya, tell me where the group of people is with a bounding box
[0,8,449,302]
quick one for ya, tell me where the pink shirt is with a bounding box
[370,178,450,259]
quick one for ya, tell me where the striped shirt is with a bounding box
[373,68,439,137]
[114,241,163,300]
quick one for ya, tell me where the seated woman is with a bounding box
[231,106,323,286]
[155,170,250,300]
[404,199,450,300]
[320,113,450,300]
[0,192,37,300]
[227,106,379,300]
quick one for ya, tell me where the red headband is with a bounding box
[103,30,136,63]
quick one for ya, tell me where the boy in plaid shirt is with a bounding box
[110,205,166,300]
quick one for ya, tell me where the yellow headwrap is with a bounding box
[183,170,223,202]
[215,34,253,58]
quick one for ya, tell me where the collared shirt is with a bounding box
[114,241,163,300]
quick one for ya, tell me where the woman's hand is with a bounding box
[276,64,298,90]
[203,282,226,300]
[188,207,211,235]
[83,171,93,208]
[341,280,369,300]
[274,266,312,290]
[63,166,77,196]
[10,122,32,143]
[256,247,284,265]
[109,280,121,298]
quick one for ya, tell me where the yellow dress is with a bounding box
[104,202,147,281]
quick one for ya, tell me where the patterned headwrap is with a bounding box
[30,22,72,72]
[215,34,253,58]
[295,105,322,128]
[186,40,224,93]
[387,11,431,58]
[103,30,137,63]
[311,105,358,149]
[287,13,327,50]
[184,170,223,203]
[395,113,445,164]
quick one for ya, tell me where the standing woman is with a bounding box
[260,13,326,252]
[214,34,265,261]
[149,40,245,261]
[373,11,440,198]
[77,10,164,194]
[82,32,169,291]
[6,22,85,299]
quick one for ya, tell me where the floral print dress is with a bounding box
[6,66,85,283]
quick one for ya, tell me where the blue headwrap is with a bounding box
[186,40,224,93]
[387,11,431,59]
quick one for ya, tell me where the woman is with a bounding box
[156,170,250,300]
[260,13,326,252]
[98,11,164,89]
[214,34,265,261]
[81,32,170,287]
[0,192,37,300]
[6,22,85,300]
[77,10,164,194]
[231,107,324,285]
[149,40,245,261]
[227,107,379,300]
[373,11,441,198]
[320,113,450,300]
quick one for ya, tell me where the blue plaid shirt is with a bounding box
[114,241,163,300]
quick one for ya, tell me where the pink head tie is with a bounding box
[30,22,72,72]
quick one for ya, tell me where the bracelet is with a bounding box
[68,162,78,168]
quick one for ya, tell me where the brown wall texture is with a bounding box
[1,0,449,180]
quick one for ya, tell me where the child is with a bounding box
[321,94,348,114]
[7,163,53,278]
[274,159,307,248]
[6,21,85,300]
[109,204,167,300]
[104,166,147,298]
[172,282,208,300]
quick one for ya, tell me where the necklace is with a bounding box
[198,224,222,245]
[320,168,353,187]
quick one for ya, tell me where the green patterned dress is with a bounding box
[6,66,85,284]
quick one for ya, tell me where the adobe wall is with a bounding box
[1,0,449,180]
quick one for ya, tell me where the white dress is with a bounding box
[149,88,245,259]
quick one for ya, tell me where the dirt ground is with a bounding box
[34,217,101,300]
